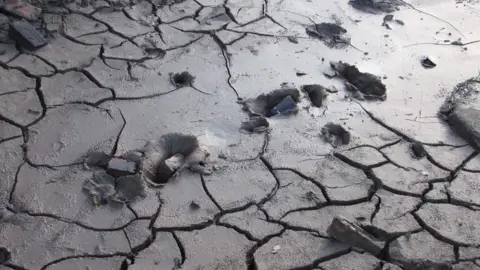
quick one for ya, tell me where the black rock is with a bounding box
[155,161,175,184]
[9,21,47,50]
[106,158,137,177]
[85,151,111,168]
[302,84,329,107]
[421,57,436,68]
[410,141,427,158]
[0,247,11,265]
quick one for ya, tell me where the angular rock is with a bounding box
[327,216,385,256]
[447,106,480,150]
[389,231,454,268]
[254,230,349,269]
[9,21,47,50]
[106,157,137,177]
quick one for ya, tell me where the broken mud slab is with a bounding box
[446,106,480,150]
[237,88,300,117]
[439,77,480,117]
[241,117,269,133]
[301,84,329,107]
[306,23,350,49]
[137,133,212,185]
[329,61,387,100]
[321,122,351,147]
[349,0,404,14]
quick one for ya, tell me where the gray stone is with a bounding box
[106,157,137,177]
[9,21,46,50]
[254,230,349,269]
[327,216,385,256]
[389,231,454,267]
[448,106,480,150]
[177,226,254,269]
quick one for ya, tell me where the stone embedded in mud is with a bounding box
[327,216,384,256]
[106,157,137,177]
[9,21,47,50]
[421,57,437,68]
[349,0,404,14]
[302,84,329,107]
[266,95,298,117]
[85,151,111,168]
[330,61,387,100]
[306,23,350,48]
[321,122,351,147]
[238,88,300,117]
[410,141,427,158]
[447,106,480,150]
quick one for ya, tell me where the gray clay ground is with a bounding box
[2,0,480,269]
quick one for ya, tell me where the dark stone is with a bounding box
[85,151,111,168]
[302,84,329,107]
[410,141,427,158]
[114,175,145,202]
[287,36,298,44]
[0,247,11,265]
[106,158,137,177]
[238,88,300,117]
[170,71,195,87]
[189,201,200,210]
[306,23,350,48]
[155,161,174,184]
[349,0,404,14]
[241,117,269,133]
[9,20,47,50]
[327,216,384,256]
[321,122,351,147]
[330,61,387,100]
[447,106,480,150]
[421,57,436,68]
[266,95,298,117]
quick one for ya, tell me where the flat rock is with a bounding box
[389,231,454,267]
[254,230,349,269]
[9,21,46,50]
[416,203,480,245]
[448,106,480,150]
[41,71,112,106]
[219,205,283,240]
[203,160,277,209]
[33,34,99,71]
[262,170,327,219]
[106,157,137,177]
[328,216,384,256]
[152,172,220,227]
[177,225,254,269]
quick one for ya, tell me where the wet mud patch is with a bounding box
[329,61,387,100]
[349,0,405,14]
[306,23,350,49]
[237,88,300,117]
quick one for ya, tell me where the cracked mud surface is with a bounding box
[1,0,480,269]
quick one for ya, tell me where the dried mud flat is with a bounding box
[1,0,480,269]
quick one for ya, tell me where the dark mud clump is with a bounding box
[306,23,350,48]
[439,77,480,117]
[321,122,351,147]
[330,61,387,100]
[238,88,301,117]
[349,0,404,14]
[170,71,195,87]
[241,117,270,133]
[410,141,427,158]
[301,84,329,107]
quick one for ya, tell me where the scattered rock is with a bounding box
[238,88,300,117]
[85,151,111,168]
[321,122,351,147]
[0,247,11,265]
[421,56,437,68]
[447,106,480,150]
[240,117,269,133]
[349,0,404,14]
[2,0,41,20]
[287,36,298,44]
[302,84,329,107]
[170,71,195,87]
[306,23,350,48]
[9,20,47,50]
[410,141,427,158]
[106,157,137,177]
[330,61,387,100]
[327,216,385,256]
[138,133,211,185]
[439,77,480,116]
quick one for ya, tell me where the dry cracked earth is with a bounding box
[2,0,480,269]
